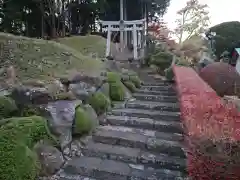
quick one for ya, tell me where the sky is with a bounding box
[163,0,240,31]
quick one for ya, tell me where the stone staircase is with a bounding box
[58,76,187,180]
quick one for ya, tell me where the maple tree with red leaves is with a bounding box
[148,20,179,51]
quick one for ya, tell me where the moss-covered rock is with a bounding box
[129,75,141,88]
[74,107,92,134]
[109,82,125,101]
[88,92,110,115]
[0,116,56,180]
[123,81,137,93]
[0,96,18,119]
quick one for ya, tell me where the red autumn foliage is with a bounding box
[199,62,240,97]
[173,65,240,179]
[148,22,180,53]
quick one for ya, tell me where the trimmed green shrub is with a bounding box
[107,72,121,83]
[74,107,92,134]
[164,67,174,80]
[0,116,56,180]
[107,72,125,101]
[109,82,125,101]
[0,96,18,119]
[129,75,141,88]
[88,92,110,115]
[150,52,173,71]
[123,81,137,92]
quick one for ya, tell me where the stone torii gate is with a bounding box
[100,0,147,60]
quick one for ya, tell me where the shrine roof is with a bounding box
[235,48,240,55]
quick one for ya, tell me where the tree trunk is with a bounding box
[51,15,56,38]
[61,0,66,37]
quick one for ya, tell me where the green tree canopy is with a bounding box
[209,21,240,58]
[0,0,171,38]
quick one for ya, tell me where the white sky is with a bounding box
[164,0,240,30]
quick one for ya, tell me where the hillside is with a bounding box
[56,35,107,59]
[0,33,105,82]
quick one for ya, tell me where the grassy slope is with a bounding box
[0,33,105,81]
[56,35,107,58]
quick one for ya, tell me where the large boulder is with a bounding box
[69,74,103,88]
[199,62,240,97]
[10,78,65,106]
[33,141,64,176]
[42,100,81,149]
[68,74,106,103]
[69,82,96,103]
[10,86,52,106]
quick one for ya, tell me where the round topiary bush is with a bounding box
[0,96,18,119]
[0,116,56,180]
[109,82,125,101]
[129,75,141,88]
[199,62,240,97]
[74,106,92,134]
[88,92,110,115]
[123,81,137,92]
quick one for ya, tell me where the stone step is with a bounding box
[133,93,178,102]
[136,89,177,96]
[58,174,96,180]
[109,108,180,121]
[97,125,184,142]
[140,85,175,92]
[142,81,173,86]
[81,142,187,173]
[126,100,179,111]
[92,127,185,158]
[62,156,186,180]
[102,115,183,134]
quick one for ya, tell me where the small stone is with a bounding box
[63,147,71,156]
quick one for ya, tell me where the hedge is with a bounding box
[0,116,57,180]
[173,65,240,179]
